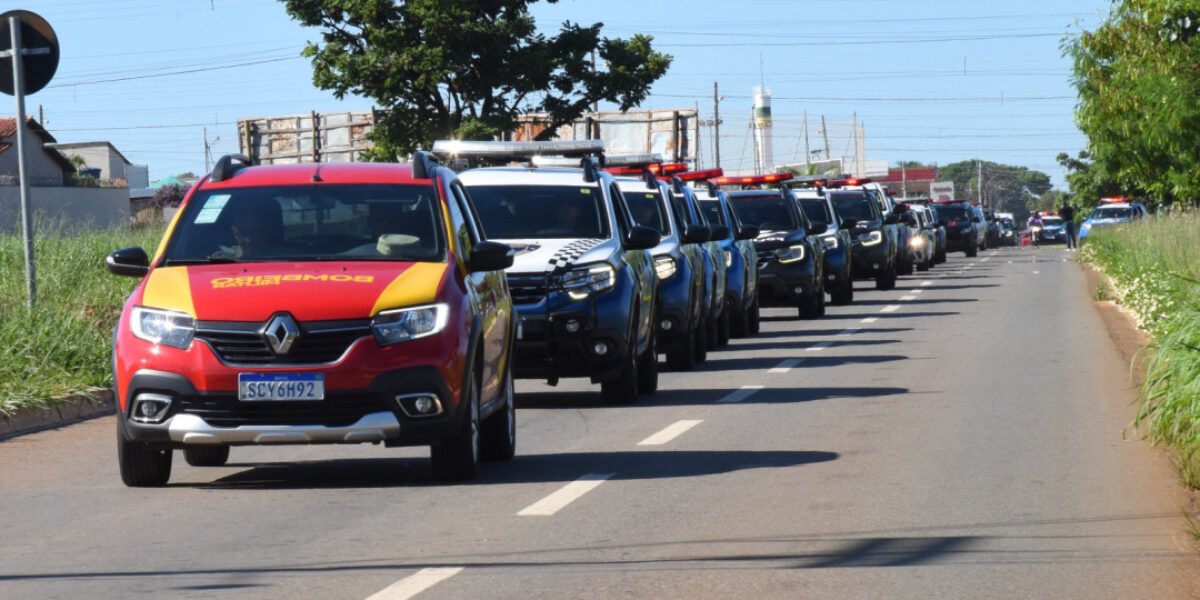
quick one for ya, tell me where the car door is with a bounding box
[607,181,655,348]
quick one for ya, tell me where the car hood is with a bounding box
[494,237,615,273]
[138,262,448,322]
[1085,218,1128,227]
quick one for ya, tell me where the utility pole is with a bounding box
[977,159,983,205]
[820,115,830,161]
[713,81,721,170]
[204,125,211,174]
[803,110,810,172]
[902,163,907,199]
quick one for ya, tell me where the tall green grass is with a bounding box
[0,223,163,414]
[1081,212,1200,488]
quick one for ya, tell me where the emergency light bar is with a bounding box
[602,153,664,169]
[673,168,724,182]
[824,177,872,188]
[711,172,794,186]
[1100,197,1130,204]
[431,139,604,158]
[790,176,826,188]
[531,155,593,168]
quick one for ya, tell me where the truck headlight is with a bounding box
[372,304,448,346]
[774,244,806,264]
[654,256,677,280]
[856,231,883,247]
[909,236,925,248]
[131,306,195,349]
[821,236,839,250]
[560,264,616,300]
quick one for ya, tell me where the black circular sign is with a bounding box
[0,10,59,96]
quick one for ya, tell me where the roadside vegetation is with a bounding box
[0,224,162,415]
[1080,212,1200,489]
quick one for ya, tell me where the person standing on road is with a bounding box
[1059,202,1077,250]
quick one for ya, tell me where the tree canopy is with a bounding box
[1064,0,1200,206]
[936,160,1053,215]
[282,0,672,159]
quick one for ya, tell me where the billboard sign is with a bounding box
[930,181,955,202]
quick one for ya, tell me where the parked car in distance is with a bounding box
[1079,197,1149,243]
[106,153,518,486]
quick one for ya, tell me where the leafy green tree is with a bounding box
[1055,151,1125,211]
[281,0,672,159]
[1064,1,1200,206]
[936,160,1052,214]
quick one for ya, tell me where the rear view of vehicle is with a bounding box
[442,140,661,405]
[106,153,518,486]
[722,173,828,319]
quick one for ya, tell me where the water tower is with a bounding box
[753,86,774,173]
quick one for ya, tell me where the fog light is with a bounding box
[592,341,610,356]
[827,273,837,280]
[872,263,881,270]
[793,286,804,295]
[130,393,172,424]
[564,319,581,333]
[660,318,673,331]
[396,393,443,418]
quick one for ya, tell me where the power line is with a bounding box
[662,32,1062,48]
[47,56,303,88]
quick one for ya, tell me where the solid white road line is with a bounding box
[769,359,803,373]
[366,568,464,600]
[718,385,764,403]
[638,420,703,446]
[518,473,615,516]
[881,305,901,313]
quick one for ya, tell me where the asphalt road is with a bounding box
[1,246,1197,599]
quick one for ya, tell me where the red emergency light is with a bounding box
[1100,196,1129,204]
[825,177,872,188]
[672,168,724,182]
[711,172,794,186]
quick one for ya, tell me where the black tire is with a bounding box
[934,250,946,264]
[666,324,697,370]
[118,426,172,487]
[183,445,229,467]
[830,281,853,306]
[601,340,639,405]
[875,264,897,291]
[730,302,749,338]
[916,259,931,272]
[431,369,481,481]
[747,295,761,334]
[799,283,824,319]
[898,257,913,276]
[705,308,719,351]
[480,362,516,462]
[966,245,977,258]
[717,302,731,346]
[693,316,709,363]
[636,328,658,395]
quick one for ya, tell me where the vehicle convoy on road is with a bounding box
[438,140,662,406]
[691,171,762,335]
[606,157,711,370]
[824,178,900,290]
[105,153,518,486]
[790,179,855,305]
[720,173,828,319]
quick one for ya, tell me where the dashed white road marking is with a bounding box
[518,473,614,516]
[920,281,932,286]
[366,568,465,600]
[839,328,861,336]
[911,289,924,294]
[769,359,803,373]
[1033,270,1040,274]
[899,295,917,301]
[881,305,902,313]
[638,420,703,446]
[718,385,764,403]
[860,317,879,324]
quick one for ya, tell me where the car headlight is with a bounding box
[130,306,195,349]
[774,244,806,264]
[909,236,925,248]
[560,264,616,300]
[723,250,733,268]
[372,304,449,346]
[821,236,839,250]
[654,256,677,280]
[856,231,883,247]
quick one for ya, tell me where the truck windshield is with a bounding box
[828,191,877,222]
[798,198,832,225]
[728,193,800,231]
[467,185,610,239]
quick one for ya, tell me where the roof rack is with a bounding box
[210,154,253,182]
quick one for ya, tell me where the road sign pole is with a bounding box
[8,14,35,309]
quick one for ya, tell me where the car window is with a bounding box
[626,189,670,235]
[934,205,968,221]
[799,198,833,226]
[466,184,609,239]
[697,198,729,228]
[163,184,445,262]
[728,193,801,231]
[828,191,878,222]
[1091,206,1132,219]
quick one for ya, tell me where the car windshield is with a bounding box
[1042,216,1064,226]
[624,190,670,235]
[161,184,445,263]
[728,193,800,231]
[697,199,730,227]
[828,191,878,222]
[467,184,609,239]
[798,198,833,225]
[1090,206,1132,219]
[933,205,969,221]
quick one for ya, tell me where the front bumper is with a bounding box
[822,245,851,291]
[755,254,818,306]
[850,238,890,278]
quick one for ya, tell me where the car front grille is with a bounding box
[506,272,549,305]
[175,393,386,427]
[195,319,372,365]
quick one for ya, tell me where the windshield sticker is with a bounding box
[211,274,375,289]
[580,189,591,194]
[194,194,231,224]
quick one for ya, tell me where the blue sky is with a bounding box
[23,0,1107,187]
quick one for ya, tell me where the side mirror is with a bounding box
[680,225,710,244]
[884,214,900,225]
[626,225,661,251]
[808,223,828,235]
[735,224,759,240]
[467,241,514,272]
[709,225,731,240]
[106,247,150,278]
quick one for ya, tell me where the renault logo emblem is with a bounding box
[263,314,299,355]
